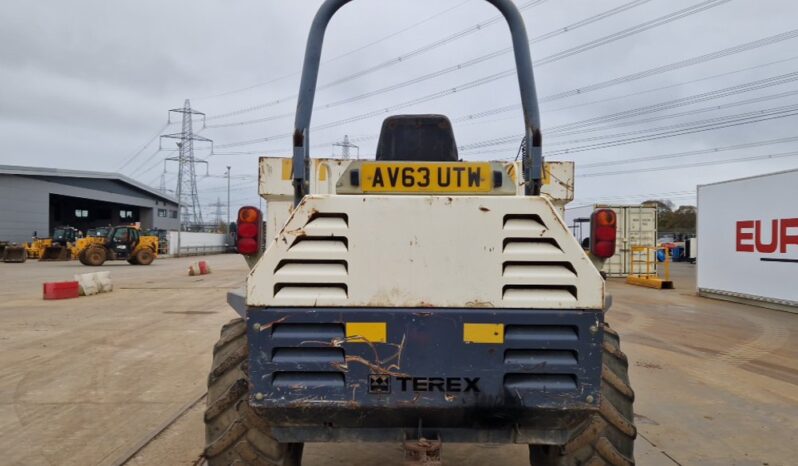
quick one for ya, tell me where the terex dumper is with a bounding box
[205,1,636,465]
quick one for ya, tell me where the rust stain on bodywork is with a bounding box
[283,227,307,237]
[466,300,495,308]
[256,316,289,332]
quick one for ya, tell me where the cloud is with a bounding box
[2,0,797,210]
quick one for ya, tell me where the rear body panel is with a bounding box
[242,304,603,443]
[247,195,604,310]
[240,162,607,443]
[259,158,575,246]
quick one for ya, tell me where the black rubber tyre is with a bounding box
[530,324,636,466]
[82,246,107,267]
[134,248,155,265]
[204,318,304,466]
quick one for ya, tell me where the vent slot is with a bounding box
[304,213,349,231]
[503,214,546,232]
[503,285,577,303]
[289,237,348,253]
[504,374,577,391]
[274,260,348,278]
[504,349,578,366]
[503,262,576,279]
[272,372,345,389]
[274,283,348,300]
[272,347,345,364]
[503,238,561,255]
[505,325,579,342]
[271,323,345,340]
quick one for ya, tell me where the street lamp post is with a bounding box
[226,166,231,227]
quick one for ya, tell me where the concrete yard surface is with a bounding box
[0,255,245,466]
[0,258,796,465]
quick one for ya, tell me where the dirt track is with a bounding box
[0,256,795,465]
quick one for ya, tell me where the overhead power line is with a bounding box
[117,122,171,172]
[459,70,798,150]
[542,54,798,115]
[578,135,798,169]
[221,67,798,155]
[139,10,798,180]
[547,103,798,150]
[578,149,798,177]
[205,0,547,119]
[549,72,798,134]
[213,0,731,148]
[314,0,654,110]
[544,104,798,157]
[213,53,798,157]
[462,103,798,158]
[129,148,165,178]
[450,29,798,131]
[197,0,474,100]
[550,89,798,138]
[206,0,688,125]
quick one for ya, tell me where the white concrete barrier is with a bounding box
[74,272,113,296]
[167,232,231,256]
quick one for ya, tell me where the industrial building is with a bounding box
[0,165,179,243]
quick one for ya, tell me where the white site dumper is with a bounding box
[204,1,636,465]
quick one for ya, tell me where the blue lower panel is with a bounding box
[247,308,603,433]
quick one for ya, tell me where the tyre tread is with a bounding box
[530,324,636,466]
[204,318,301,466]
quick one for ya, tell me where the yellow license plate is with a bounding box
[361,162,493,193]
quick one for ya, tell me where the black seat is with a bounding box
[375,114,458,162]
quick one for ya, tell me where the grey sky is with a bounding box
[2,0,797,214]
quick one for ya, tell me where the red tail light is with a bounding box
[591,209,617,259]
[236,206,262,256]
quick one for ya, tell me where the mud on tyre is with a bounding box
[81,246,106,267]
[204,318,303,466]
[529,323,636,466]
[133,248,155,265]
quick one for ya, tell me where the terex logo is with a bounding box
[736,218,798,253]
[396,377,480,393]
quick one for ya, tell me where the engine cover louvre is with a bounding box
[247,196,603,309]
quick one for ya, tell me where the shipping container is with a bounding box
[697,169,798,312]
[565,204,658,277]
[687,237,697,263]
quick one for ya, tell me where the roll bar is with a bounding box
[292,0,543,204]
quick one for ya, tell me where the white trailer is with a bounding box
[697,169,798,312]
[565,204,657,277]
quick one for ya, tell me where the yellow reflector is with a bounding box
[346,322,387,343]
[463,323,504,344]
[281,159,293,180]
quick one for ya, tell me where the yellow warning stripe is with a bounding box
[346,322,387,343]
[463,323,504,344]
